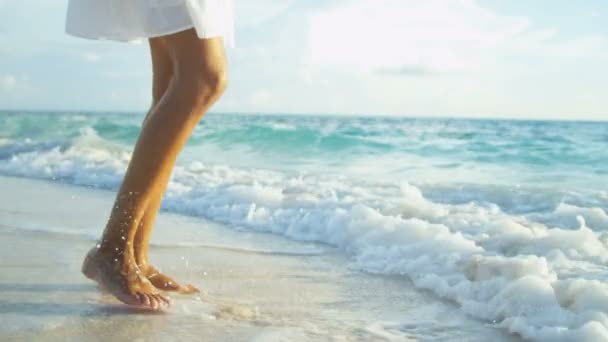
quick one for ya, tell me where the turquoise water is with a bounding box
[1,110,608,340]
[1,110,606,212]
[1,111,607,206]
[1,111,606,182]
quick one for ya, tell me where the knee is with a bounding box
[202,66,228,97]
[181,64,228,106]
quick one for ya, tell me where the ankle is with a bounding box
[94,240,132,261]
[136,259,149,268]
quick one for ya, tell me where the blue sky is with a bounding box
[0,0,606,120]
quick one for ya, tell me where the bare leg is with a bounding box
[133,39,199,294]
[135,172,199,294]
[134,185,199,293]
[82,29,228,309]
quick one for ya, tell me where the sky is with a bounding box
[0,0,606,120]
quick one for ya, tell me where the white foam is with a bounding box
[269,122,296,131]
[165,165,608,340]
[533,203,608,231]
[0,129,127,188]
[1,139,608,341]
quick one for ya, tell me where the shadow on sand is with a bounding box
[0,283,167,316]
[0,283,95,293]
[0,300,166,316]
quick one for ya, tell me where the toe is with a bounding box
[156,294,171,307]
[138,293,150,307]
[188,284,200,293]
[180,284,200,294]
[147,294,160,310]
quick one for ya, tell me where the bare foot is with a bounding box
[82,248,171,310]
[139,264,200,294]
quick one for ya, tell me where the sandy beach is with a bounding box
[0,175,517,341]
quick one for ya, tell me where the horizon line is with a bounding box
[1,108,607,123]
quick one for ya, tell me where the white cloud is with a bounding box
[0,75,16,91]
[236,0,293,27]
[0,0,606,119]
[308,0,544,74]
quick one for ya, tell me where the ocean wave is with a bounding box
[2,112,608,340]
[0,140,71,160]
[198,124,396,155]
[3,113,608,175]
[2,136,608,340]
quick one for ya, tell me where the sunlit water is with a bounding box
[1,110,607,340]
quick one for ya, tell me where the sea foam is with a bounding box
[2,140,608,340]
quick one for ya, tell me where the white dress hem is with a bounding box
[65,0,235,47]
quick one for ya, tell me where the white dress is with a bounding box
[66,0,234,47]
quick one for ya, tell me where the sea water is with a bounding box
[1,110,607,341]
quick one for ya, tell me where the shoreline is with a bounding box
[0,175,517,341]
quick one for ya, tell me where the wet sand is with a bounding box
[0,176,518,341]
